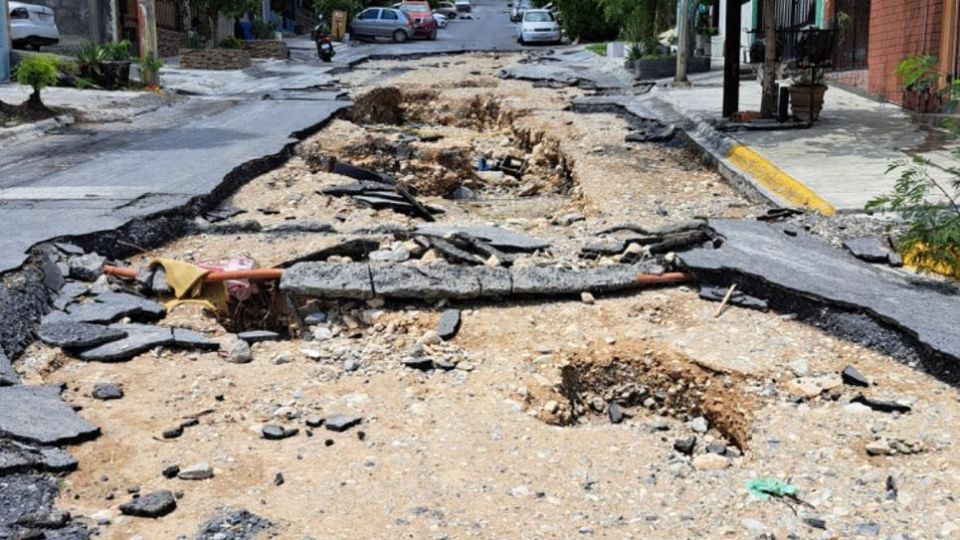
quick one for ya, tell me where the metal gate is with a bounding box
[832,0,870,70]
[753,0,817,62]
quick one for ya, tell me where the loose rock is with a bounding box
[119,490,176,518]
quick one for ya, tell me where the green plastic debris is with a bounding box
[747,478,798,500]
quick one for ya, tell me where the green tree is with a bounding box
[192,0,261,44]
[313,0,361,20]
[14,55,59,110]
[552,0,619,42]
[866,56,960,276]
[597,0,672,53]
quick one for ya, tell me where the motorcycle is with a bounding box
[312,15,335,62]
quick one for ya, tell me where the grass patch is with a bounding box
[585,42,608,56]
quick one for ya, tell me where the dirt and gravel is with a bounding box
[10,54,960,539]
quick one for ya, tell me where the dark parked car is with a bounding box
[350,7,414,43]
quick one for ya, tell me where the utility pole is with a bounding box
[675,0,690,83]
[722,0,742,117]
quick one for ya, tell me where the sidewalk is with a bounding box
[652,70,955,214]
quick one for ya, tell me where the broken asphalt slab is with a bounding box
[0,440,77,475]
[282,262,656,300]
[0,98,350,274]
[0,385,100,445]
[0,351,19,386]
[77,324,216,362]
[39,321,128,349]
[679,219,960,364]
[413,224,550,252]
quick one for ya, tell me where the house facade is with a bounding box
[748,0,959,108]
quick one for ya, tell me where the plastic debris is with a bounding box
[746,478,798,501]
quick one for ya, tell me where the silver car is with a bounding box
[350,7,414,43]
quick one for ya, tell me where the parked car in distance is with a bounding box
[9,1,60,50]
[510,0,535,22]
[433,12,448,28]
[516,9,562,45]
[350,7,414,43]
[433,1,458,19]
[395,1,438,40]
[454,0,471,13]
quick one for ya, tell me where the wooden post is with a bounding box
[938,0,959,82]
[722,0,742,117]
[137,0,157,59]
[676,0,691,83]
[759,0,776,117]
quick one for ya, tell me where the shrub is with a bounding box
[252,18,276,39]
[75,41,106,79]
[218,36,244,49]
[103,40,133,61]
[867,56,960,276]
[14,54,59,109]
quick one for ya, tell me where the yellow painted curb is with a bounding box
[902,244,960,279]
[728,144,836,216]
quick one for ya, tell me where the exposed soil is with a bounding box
[12,54,960,539]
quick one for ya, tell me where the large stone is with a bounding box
[78,324,175,362]
[414,224,550,252]
[680,220,960,363]
[119,490,177,518]
[280,262,373,299]
[324,414,362,432]
[39,321,128,349]
[178,463,214,480]
[65,292,165,324]
[195,508,271,539]
[39,249,65,293]
[0,351,19,386]
[371,263,481,299]
[91,382,123,400]
[0,385,100,444]
[436,309,462,341]
[67,253,105,281]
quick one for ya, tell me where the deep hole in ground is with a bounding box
[298,86,574,199]
[537,343,755,450]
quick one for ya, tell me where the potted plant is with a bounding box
[789,67,827,121]
[74,41,106,83]
[101,40,133,88]
[896,55,942,113]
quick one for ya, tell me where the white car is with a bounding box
[433,12,448,28]
[516,9,561,45]
[9,1,60,50]
[454,0,471,13]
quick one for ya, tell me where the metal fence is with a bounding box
[752,0,818,63]
[832,0,870,70]
[157,0,184,32]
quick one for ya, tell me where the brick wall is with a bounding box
[867,0,943,104]
[242,40,288,59]
[825,68,868,90]
[179,48,251,70]
[158,28,187,58]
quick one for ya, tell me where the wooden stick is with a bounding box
[714,284,737,318]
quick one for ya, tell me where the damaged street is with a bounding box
[2,2,960,539]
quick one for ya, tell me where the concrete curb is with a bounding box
[654,92,837,216]
[0,114,74,149]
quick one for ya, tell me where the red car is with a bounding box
[394,1,437,40]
